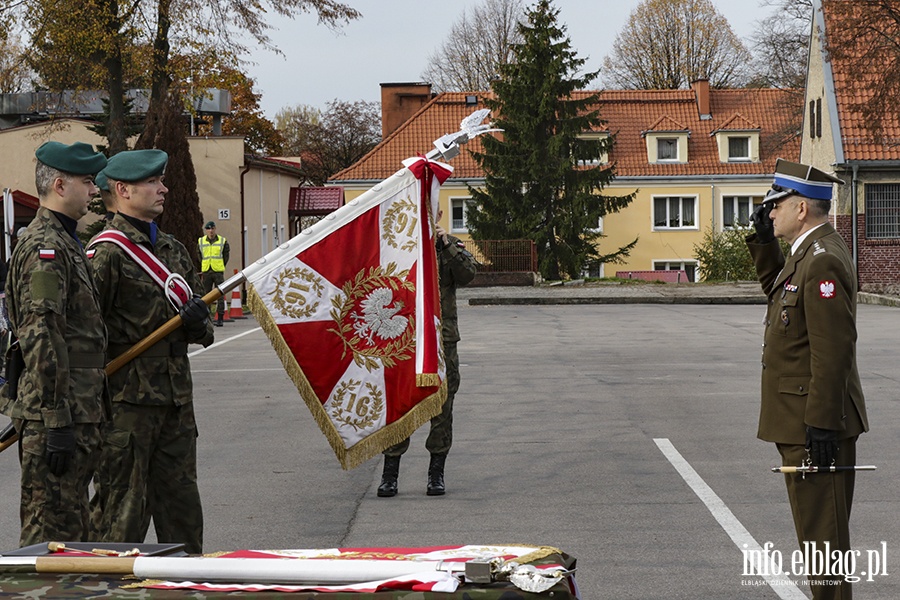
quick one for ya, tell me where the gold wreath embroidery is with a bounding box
[329,380,385,431]
[381,194,418,252]
[268,267,325,319]
[328,263,415,372]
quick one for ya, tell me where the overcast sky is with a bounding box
[246,0,777,120]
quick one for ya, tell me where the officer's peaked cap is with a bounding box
[104,149,168,183]
[35,141,107,175]
[766,158,844,202]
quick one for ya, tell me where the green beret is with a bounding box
[95,170,110,192]
[104,149,168,182]
[35,141,107,175]
[204,221,216,229]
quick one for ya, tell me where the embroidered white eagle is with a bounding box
[352,287,408,343]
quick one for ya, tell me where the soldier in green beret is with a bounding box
[87,149,213,554]
[94,170,117,221]
[1,141,109,546]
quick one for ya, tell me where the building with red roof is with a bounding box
[802,0,900,291]
[331,81,802,281]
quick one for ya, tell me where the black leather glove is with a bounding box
[806,426,839,467]
[46,425,75,476]
[179,294,209,336]
[750,203,775,243]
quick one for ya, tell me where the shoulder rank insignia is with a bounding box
[38,248,56,260]
[819,280,836,299]
[813,241,826,256]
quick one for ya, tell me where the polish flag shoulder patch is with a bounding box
[86,248,96,259]
[38,248,56,260]
[819,280,836,299]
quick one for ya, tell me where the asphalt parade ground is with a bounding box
[1,285,899,598]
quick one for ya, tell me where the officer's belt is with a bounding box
[107,340,188,360]
[67,352,107,369]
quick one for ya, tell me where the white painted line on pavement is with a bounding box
[189,327,262,358]
[654,438,807,600]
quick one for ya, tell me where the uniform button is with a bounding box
[798,386,804,391]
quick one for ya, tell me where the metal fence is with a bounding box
[461,239,537,273]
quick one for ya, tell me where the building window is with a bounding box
[450,197,475,233]
[727,136,750,161]
[657,138,678,161]
[865,184,900,239]
[653,260,697,282]
[653,196,696,229]
[575,132,609,166]
[723,196,762,229]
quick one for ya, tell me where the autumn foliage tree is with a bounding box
[747,0,812,90]
[821,0,900,137]
[467,0,636,281]
[10,0,361,155]
[602,0,751,89]
[275,100,380,185]
[420,0,524,92]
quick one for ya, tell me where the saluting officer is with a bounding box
[198,221,229,326]
[88,149,212,554]
[2,141,109,546]
[747,159,868,600]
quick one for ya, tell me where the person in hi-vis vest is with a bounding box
[198,221,230,326]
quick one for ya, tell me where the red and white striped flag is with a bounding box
[245,157,453,469]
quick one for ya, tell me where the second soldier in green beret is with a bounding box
[87,149,212,554]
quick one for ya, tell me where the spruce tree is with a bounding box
[467,0,636,280]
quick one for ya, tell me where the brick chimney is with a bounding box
[380,82,433,138]
[691,79,711,120]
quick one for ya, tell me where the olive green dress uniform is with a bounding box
[748,223,868,600]
[89,214,213,554]
[2,207,109,546]
[385,234,476,457]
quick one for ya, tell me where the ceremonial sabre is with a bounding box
[772,465,877,474]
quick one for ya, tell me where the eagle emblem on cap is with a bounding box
[819,280,836,299]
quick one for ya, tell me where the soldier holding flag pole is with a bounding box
[87,149,212,555]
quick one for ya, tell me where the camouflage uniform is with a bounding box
[1,207,108,546]
[88,214,213,554]
[385,235,476,456]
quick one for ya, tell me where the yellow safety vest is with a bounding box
[199,235,226,272]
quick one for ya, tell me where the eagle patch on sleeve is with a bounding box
[819,280,836,299]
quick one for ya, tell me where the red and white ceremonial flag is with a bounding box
[245,157,453,469]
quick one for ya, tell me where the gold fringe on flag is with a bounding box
[247,286,446,470]
[416,373,441,387]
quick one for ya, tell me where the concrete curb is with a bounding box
[468,295,766,306]
[859,292,900,308]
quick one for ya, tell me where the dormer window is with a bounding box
[643,117,690,164]
[712,115,760,163]
[575,132,610,166]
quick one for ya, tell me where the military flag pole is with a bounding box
[0,109,499,455]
